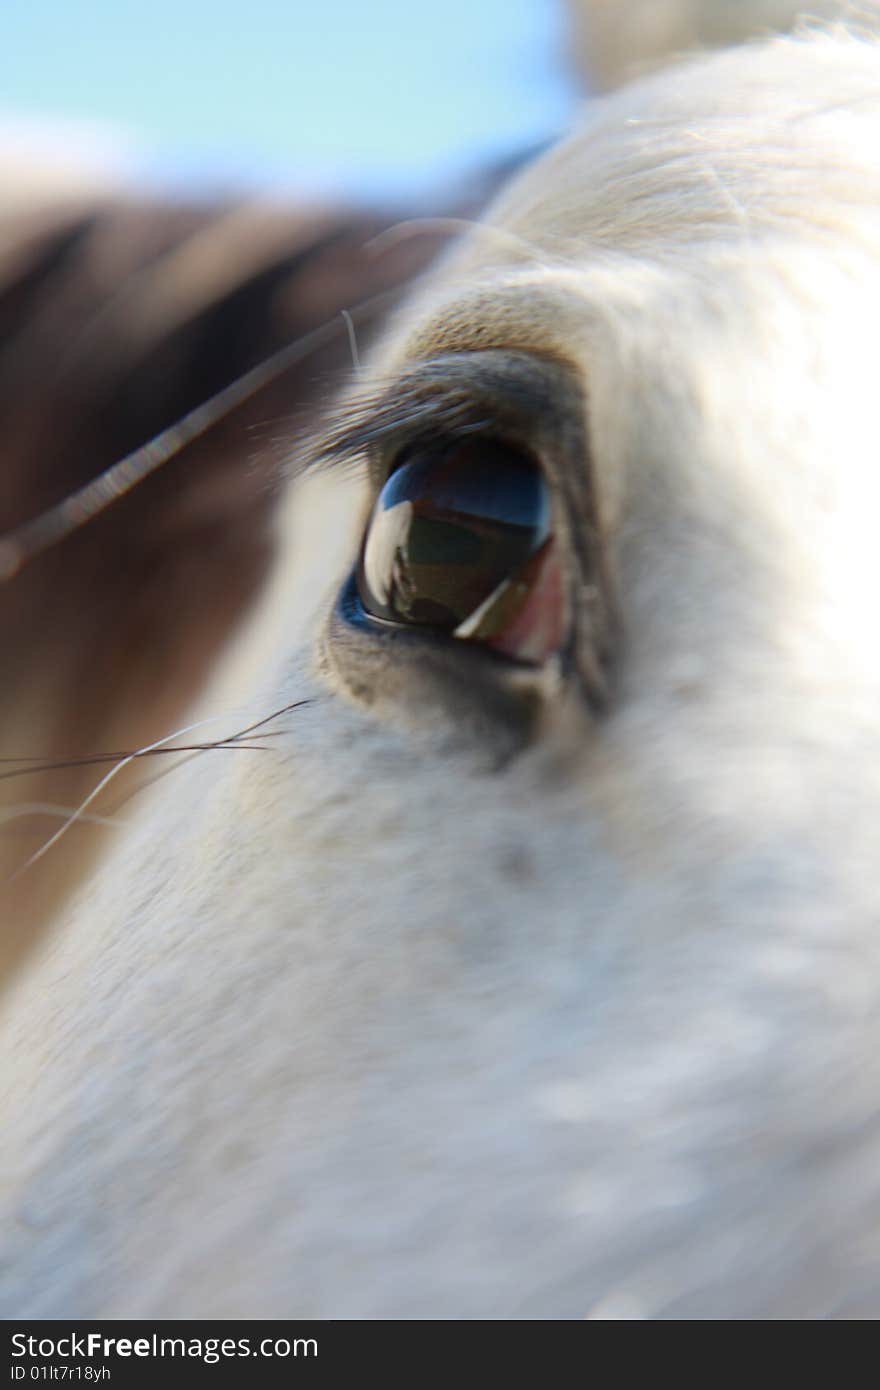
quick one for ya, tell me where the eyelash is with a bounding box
[311,351,561,483]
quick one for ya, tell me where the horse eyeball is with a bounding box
[356,438,554,651]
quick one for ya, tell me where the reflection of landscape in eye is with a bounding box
[390,507,539,626]
[383,439,551,530]
[357,441,552,629]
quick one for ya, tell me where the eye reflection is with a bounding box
[356,438,551,630]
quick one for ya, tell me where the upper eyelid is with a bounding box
[316,387,497,470]
[309,350,569,482]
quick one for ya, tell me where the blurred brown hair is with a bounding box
[0,189,470,969]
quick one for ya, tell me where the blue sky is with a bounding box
[3,0,578,197]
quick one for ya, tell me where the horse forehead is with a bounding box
[493,31,880,244]
[385,33,880,356]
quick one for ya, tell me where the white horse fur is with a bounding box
[4,15,880,1319]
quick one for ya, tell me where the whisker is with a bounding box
[0,288,402,582]
[104,750,220,816]
[210,699,311,740]
[7,700,312,876]
[0,803,127,830]
[340,308,361,373]
[9,711,273,879]
[0,741,268,783]
[99,707,306,815]
[0,704,308,783]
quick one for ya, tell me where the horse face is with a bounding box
[5,31,880,1318]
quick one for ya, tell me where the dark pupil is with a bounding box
[357,438,550,629]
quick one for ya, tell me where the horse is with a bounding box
[3,9,880,1320]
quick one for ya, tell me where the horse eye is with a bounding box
[356,437,563,663]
